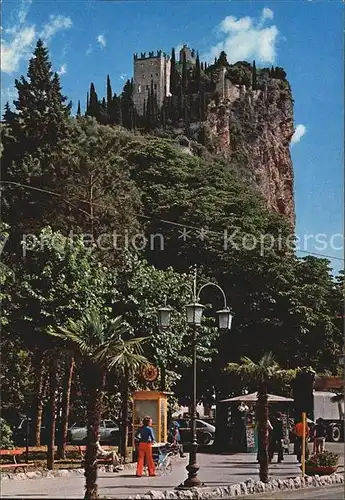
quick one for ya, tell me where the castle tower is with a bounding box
[179,45,196,65]
[133,51,171,116]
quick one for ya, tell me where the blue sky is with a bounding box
[1,0,343,274]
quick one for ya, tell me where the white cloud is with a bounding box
[1,25,36,73]
[97,34,106,48]
[1,0,35,73]
[261,7,274,21]
[1,2,72,75]
[120,73,127,81]
[291,124,307,145]
[57,63,67,76]
[204,7,279,65]
[40,15,72,42]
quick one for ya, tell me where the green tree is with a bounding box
[2,40,71,240]
[121,79,135,130]
[195,53,201,91]
[217,51,228,67]
[87,82,100,120]
[6,226,117,448]
[252,60,257,90]
[49,312,147,499]
[170,48,177,95]
[13,39,71,155]
[106,75,113,123]
[227,353,287,482]
[2,102,17,123]
[54,117,140,243]
[77,101,81,117]
[0,419,14,449]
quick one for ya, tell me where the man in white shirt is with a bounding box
[96,434,122,471]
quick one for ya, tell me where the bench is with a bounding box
[0,449,35,473]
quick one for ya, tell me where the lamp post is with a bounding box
[157,271,232,488]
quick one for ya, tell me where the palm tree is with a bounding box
[48,311,147,499]
[227,352,289,483]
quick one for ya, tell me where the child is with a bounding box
[314,418,327,453]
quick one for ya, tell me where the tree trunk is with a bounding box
[33,350,45,446]
[57,356,75,460]
[47,358,58,470]
[119,371,129,463]
[84,371,105,500]
[256,383,269,482]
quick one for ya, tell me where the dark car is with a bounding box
[174,418,215,446]
[12,418,53,446]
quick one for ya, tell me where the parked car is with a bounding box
[174,418,215,446]
[67,419,119,445]
[12,418,53,446]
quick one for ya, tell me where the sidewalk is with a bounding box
[4,452,340,499]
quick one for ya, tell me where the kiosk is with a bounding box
[132,391,170,446]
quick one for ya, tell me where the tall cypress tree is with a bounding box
[195,52,201,91]
[86,92,89,115]
[106,74,113,123]
[76,100,81,117]
[252,60,257,90]
[112,94,121,125]
[121,79,135,129]
[170,48,177,95]
[87,82,100,119]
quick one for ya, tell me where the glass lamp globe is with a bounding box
[185,302,205,326]
[157,306,172,328]
[216,308,233,330]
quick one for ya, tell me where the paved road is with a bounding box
[1,443,344,499]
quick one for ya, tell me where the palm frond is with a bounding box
[47,324,93,356]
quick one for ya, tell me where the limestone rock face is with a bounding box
[204,78,295,226]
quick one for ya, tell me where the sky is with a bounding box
[1,0,344,274]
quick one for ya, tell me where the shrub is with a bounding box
[306,451,339,467]
[0,418,14,449]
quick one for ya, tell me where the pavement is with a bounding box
[1,443,344,499]
[238,485,345,499]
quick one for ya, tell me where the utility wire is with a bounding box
[1,180,344,262]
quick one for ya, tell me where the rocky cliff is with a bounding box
[204,76,295,225]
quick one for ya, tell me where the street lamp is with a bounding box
[157,272,233,488]
[338,353,345,367]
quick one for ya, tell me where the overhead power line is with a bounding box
[1,180,344,262]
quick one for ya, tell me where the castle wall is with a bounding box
[133,54,171,115]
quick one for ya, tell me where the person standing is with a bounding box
[314,418,327,453]
[135,416,156,477]
[293,419,309,463]
[169,420,186,458]
[269,412,284,463]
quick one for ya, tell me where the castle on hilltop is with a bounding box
[133,45,196,115]
[133,45,246,116]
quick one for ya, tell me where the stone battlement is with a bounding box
[134,50,170,61]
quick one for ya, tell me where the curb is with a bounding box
[128,474,344,499]
[0,462,137,481]
[0,454,184,482]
